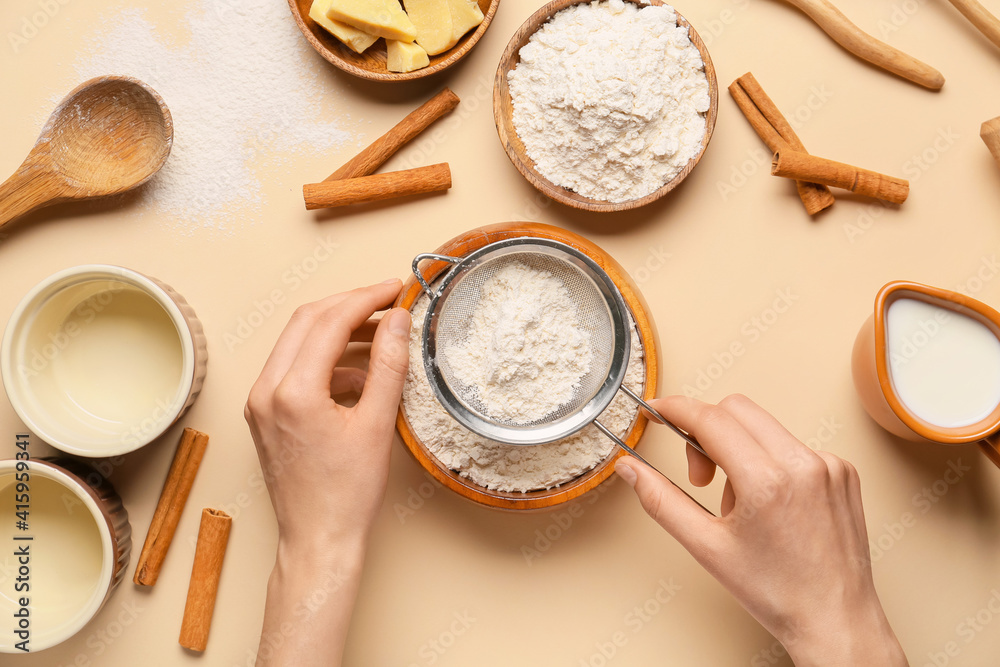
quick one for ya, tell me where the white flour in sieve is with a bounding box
[508,0,711,203]
[403,295,644,493]
[444,262,593,424]
[64,0,355,234]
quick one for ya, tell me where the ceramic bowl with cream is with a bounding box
[852,280,1000,468]
[0,458,131,653]
[1,265,207,457]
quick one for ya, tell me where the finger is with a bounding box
[285,281,402,393]
[718,394,813,464]
[615,457,720,554]
[331,367,367,396]
[817,452,869,544]
[357,308,411,439]
[257,281,397,387]
[648,396,774,491]
[720,478,736,517]
[350,318,382,343]
[687,444,716,487]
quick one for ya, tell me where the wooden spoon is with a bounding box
[777,0,945,90]
[947,0,1000,51]
[0,76,173,228]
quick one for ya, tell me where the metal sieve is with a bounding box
[412,238,705,468]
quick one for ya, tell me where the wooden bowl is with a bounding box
[394,222,661,511]
[287,0,500,81]
[493,0,719,212]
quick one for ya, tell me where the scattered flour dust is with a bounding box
[65,0,354,234]
[444,262,593,424]
[508,0,711,203]
[404,294,644,493]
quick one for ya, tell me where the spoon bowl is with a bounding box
[0,76,173,227]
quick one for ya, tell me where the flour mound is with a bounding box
[508,0,711,203]
[444,262,593,424]
[403,295,644,493]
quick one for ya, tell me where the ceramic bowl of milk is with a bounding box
[1,265,208,457]
[0,458,131,652]
[852,280,1000,468]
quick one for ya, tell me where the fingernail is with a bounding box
[615,460,637,488]
[388,308,411,337]
[381,277,400,285]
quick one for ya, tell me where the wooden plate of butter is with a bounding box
[288,0,499,80]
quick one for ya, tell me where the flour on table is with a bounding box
[403,295,644,493]
[508,0,711,203]
[444,262,593,424]
[65,0,355,234]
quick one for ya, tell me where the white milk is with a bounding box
[886,298,1000,428]
[25,284,183,450]
[0,474,105,645]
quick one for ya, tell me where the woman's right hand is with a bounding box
[614,394,908,667]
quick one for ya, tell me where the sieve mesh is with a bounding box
[431,247,616,428]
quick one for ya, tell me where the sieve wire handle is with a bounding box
[412,253,463,298]
[620,385,710,459]
[593,419,714,516]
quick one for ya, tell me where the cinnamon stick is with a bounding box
[327,88,460,181]
[730,73,835,215]
[303,163,451,209]
[772,150,909,204]
[133,428,209,586]
[981,116,1000,170]
[179,508,232,652]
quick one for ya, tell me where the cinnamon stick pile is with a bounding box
[303,88,458,210]
[730,72,910,214]
[132,427,233,654]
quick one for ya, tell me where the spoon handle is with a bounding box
[778,0,945,90]
[0,163,61,229]
[948,0,1000,50]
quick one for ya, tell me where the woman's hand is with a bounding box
[245,280,410,666]
[615,394,908,667]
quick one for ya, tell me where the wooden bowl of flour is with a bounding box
[493,0,719,212]
[394,222,661,511]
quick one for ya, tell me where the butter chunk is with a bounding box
[447,0,483,41]
[386,39,430,72]
[402,0,457,55]
[309,0,378,54]
[327,0,417,43]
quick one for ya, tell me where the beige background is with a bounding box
[2,0,1000,664]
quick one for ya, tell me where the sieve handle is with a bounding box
[412,253,463,298]
[620,385,710,459]
[593,419,714,516]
